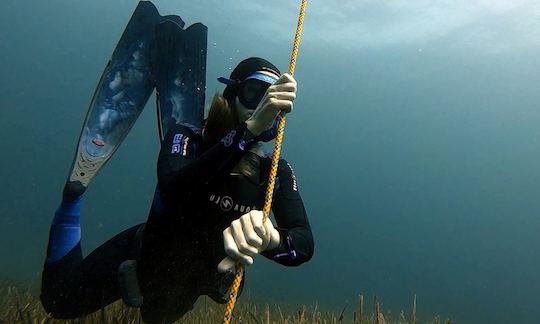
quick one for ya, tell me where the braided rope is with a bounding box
[222,1,307,323]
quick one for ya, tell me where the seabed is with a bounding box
[0,283,452,324]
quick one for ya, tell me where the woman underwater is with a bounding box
[41,55,314,323]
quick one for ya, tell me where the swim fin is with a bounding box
[153,19,207,138]
[64,1,207,197]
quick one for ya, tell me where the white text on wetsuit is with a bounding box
[209,194,257,213]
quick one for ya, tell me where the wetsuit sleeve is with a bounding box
[157,123,254,208]
[261,159,314,266]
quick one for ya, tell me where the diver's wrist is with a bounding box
[245,119,262,137]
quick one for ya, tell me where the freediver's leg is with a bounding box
[137,191,200,323]
[41,223,144,318]
[140,288,199,324]
[139,267,246,323]
[201,268,245,304]
[44,184,84,267]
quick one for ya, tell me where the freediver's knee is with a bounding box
[118,260,144,307]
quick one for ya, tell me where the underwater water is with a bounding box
[1,0,540,323]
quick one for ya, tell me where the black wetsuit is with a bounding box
[41,122,314,323]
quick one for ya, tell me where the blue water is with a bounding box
[1,1,540,323]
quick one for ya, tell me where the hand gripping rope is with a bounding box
[222,0,308,323]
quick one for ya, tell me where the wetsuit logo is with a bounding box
[171,134,189,156]
[209,194,257,213]
[287,162,298,191]
[172,133,183,154]
[221,130,236,147]
[220,196,233,211]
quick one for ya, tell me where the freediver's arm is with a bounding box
[217,159,313,272]
[157,123,253,208]
[261,159,314,266]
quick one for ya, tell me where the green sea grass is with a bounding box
[0,283,451,324]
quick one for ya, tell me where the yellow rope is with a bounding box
[222,1,307,323]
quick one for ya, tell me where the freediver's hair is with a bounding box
[203,93,238,147]
[203,93,259,181]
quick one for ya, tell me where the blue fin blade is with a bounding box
[67,1,162,190]
[154,20,207,138]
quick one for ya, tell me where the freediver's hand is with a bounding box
[217,210,280,273]
[245,73,297,137]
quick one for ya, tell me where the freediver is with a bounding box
[39,3,314,323]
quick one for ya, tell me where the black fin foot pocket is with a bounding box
[63,181,86,201]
